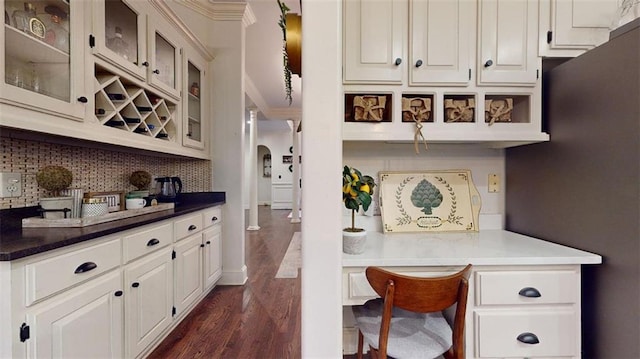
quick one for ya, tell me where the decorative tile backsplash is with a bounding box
[0,136,212,209]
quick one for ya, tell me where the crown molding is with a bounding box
[177,1,256,26]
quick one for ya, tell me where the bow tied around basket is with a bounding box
[353,95,387,121]
[402,97,432,154]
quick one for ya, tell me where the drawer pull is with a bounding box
[211,216,218,222]
[517,332,540,345]
[147,238,160,246]
[132,282,140,288]
[114,290,123,297]
[206,241,211,245]
[518,287,542,298]
[188,224,197,231]
[74,262,97,274]
[200,244,205,248]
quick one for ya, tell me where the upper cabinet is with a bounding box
[478,0,539,85]
[1,0,88,120]
[343,0,405,84]
[538,0,619,57]
[409,0,474,86]
[183,48,206,149]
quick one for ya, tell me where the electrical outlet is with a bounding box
[0,172,22,197]
[488,174,500,193]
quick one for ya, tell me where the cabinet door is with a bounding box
[539,0,618,57]
[91,0,147,81]
[174,233,203,316]
[183,49,206,149]
[124,247,173,358]
[409,0,474,86]
[478,0,538,85]
[343,0,406,84]
[25,271,123,359]
[203,225,222,289]
[1,0,87,120]
[147,17,181,99]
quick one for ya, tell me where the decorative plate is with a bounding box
[379,170,481,233]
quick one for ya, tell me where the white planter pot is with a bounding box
[343,229,367,254]
[39,196,74,219]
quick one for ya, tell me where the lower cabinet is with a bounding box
[174,233,204,316]
[3,205,224,359]
[124,247,174,358]
[24,271,123,359]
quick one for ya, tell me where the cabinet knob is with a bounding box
[415,59,423,68]
[200,243,205,248]
[188,224,197,231]
[518,287,541,298]
[142,61,149,67]
[77,96,88,103]
[516,332,540,345]
[484,59,493,67]
[153,69,160,74]
[74,261,97,274]
[147,238,160,246]
[114,290,123,297]
[132,282,140,288]
[206,241,211,245]
[212,216,218,222]
[394,58,402,66]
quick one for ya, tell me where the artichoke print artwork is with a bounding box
[411,179,443,215]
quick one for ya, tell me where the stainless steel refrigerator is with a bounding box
[505,19,640,359]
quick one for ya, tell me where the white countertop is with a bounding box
[342,216,602,267]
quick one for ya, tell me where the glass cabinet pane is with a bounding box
[104,0,138,65]
[155,33,175,88]
[4,0,70,101]
[187,61,201,143]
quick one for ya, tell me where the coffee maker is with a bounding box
[155,176,182,203]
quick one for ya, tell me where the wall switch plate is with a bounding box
[488,174,500,193]
[0,172,22,197]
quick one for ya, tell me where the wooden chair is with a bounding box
[352,264,472,359]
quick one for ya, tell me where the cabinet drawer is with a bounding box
[475,309,577,358]
[123,222,173,263]
[203,207,222,228]
[475,270,578,305]
[25,239,121,306]
[175,213,204,240]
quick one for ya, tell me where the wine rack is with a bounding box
[93,64,177,141]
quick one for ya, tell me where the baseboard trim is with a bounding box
[218,265,248,285]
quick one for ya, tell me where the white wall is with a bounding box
[257,145,272,205]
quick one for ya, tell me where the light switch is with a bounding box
[0,172,22,197]
[488,174,500,193]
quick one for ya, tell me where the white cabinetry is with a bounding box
[1,0,88,123]
[124,246,174,358]
[343,265,585,358]
[410,0,474,85]
[183,48,207,149]
[539,0,619,57]
[477,0,539,85]
[174,233,203,316]
[203,207,223,289]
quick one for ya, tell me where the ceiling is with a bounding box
[244,0,302,127]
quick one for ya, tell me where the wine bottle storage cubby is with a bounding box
[94,65,177,141]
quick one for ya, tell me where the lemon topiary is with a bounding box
[342,166,376,232]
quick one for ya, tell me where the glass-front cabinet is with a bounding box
[91,0,146,81]
[1,0,87,120]
[148,20,181,99]
[183,50,206,149]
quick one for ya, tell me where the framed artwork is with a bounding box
[378,170,481,233]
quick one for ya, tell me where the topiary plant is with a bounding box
[129,170,151,190]
[36,165,73,197]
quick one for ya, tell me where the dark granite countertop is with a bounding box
[0,192,225,261]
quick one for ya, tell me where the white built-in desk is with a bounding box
[342,216,601,358]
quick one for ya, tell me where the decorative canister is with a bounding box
[81,197,109,218]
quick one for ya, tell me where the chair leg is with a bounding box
[357,330,364,359]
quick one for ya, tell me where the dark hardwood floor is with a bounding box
[149,206,301,359]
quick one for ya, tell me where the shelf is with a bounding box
[5,25,69,64]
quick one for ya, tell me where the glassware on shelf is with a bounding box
[190,82,199,97]
[44,5,69,53]
[106,26,131,61]
[12,2,46,40]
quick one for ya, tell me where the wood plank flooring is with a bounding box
[148,206,301,359]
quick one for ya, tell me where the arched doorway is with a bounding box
[257,145,272,206]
